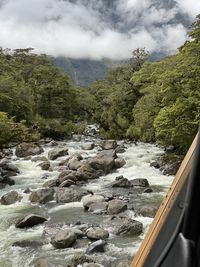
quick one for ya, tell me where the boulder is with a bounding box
[139,206,157,218]
[56,188,87,203]
[38,161,51,171]
[31,156,48,162]
[76,164,99,181]
[51,229,76,249]
[0,190,22,205]
[86,240,107,254]
[130,178,150,187]
[48,147,68,160]
[60,179,76,187]
[107,199,127,215]
[100,140,117,150]
[81,143,95,150]
[16,214,47,228]
[114,158,126,169]
[104,216,143,236]
[97,149,117,159]
[12,240,45,248]
[67,252,94,267]
[43,178,59,188]
[111,176,132,188]
[82,194,105,209]
[68,156,83,170]
[88,202,108,214]
[0,161,20,174]
[115,146,126,154]
[150,161,160,169]
[89,155,115,174]
[3,176,15,185]
[15,143,44,158]
[29,188,54,204]
[24,188,32,194]
[86,227,109,240]
[143,188,153,193]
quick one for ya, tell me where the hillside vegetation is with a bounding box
[1,15,200,153]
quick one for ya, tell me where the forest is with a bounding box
[1,15,200,154]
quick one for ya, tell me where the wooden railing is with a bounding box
[130,135,197,267]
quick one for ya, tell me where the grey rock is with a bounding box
[56,188,87,203]
[107,199,127,215]
[105,216,143,236]
[38,161,51,171]
[130,178,150,187]
[0,161,20,173]
[51,229,76,249]
[82,194,105,209]
[29,188,54,204]
[76,163,99,181]
[89,155,115,174]
[100,140,117,150]
[43,178,59,188]
[59,179,76,187]
[86,240,107,254]
[86,227,109,240]
[139,206,157,218]
[150,161,160,169]
[15,143,44,158]
[88,202,108,214]
[16,214,47,228]
[143,188,153,193]
[1,190,22,205]
[111,177,132,188]
[31,156,48,162]
[114,158,126,169]
[48,147,68,160]
[23,187,32,194]
[81,143,95,150]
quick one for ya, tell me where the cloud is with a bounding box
[0,0,199,60]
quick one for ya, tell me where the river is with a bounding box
[0,137,173,267]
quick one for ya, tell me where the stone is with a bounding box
[130,178,150,187]
[76,164,99,181]
[60,179,76,187]
[56,188,87,203]
[115,146,126,154]
[100,140,117,150]
[86,227,109,240]
[16,214,47,228]
[24,188,32,194]
[139,206,157,218]
[68,156,83,170]
[114,158,126,169]
[15,143,44,158]
[29,188,54,204]
[0,161,20,173]
[34,258,50,267]
[67,252,94,267]
[89,155,115,174]
[0,190,22,205]
[31,156,48,162]
[3,176,15,185]
[81,143,95,150]
[43,178,59,188]
[12,240,45,248]
[38,161,51,171]
[82,194,105,209]
[150,161,160,169]
[105,216,143,236]
[48,147,68,160]
[88,202,108,214]
[107,199,127,215]
[86,240,107,254]
[143,188,153,193]
[111,177,132,188]
[51,229,76,249]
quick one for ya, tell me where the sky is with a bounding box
[0,0,200,60]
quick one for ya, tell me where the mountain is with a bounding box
[52,57,108,86]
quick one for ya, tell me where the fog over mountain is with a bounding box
[0,0,200,60]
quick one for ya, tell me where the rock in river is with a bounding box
[107,199,127,215]
[48,147,68,160]
[51,229,77,249]
[15,142,44,158]
[29,188,54,204]
[56,188,87,203]
[86,240,107,254]
[86,227,109,240]
[82,194,106,209]
[16,214,47,228]
[0,190,22,205]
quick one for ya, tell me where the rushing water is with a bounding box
[0,138,173,267]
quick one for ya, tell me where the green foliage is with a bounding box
[0,112,38,149]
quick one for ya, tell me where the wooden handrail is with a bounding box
[130,134,197,267]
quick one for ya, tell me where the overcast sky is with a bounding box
[0,0,200,60]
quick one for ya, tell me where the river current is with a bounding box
[0,137,173,267]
